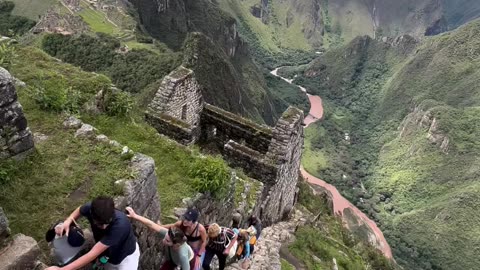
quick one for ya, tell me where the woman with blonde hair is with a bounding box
[202,223,237,270]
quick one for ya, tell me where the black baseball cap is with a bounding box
[46,222,85,247]
[67,226,85,247]
[183,209,199,222]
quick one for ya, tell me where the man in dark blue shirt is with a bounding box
[46,196,140,270]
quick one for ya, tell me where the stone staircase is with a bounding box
[226,209,307,270]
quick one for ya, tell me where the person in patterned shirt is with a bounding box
[202,223,237,270]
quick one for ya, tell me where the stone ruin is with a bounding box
[0,65,303,268]
[146,66,305,226]
[0,67,34,160]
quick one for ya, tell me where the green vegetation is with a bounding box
[7,41,236,229]
[78,5,118,35]
[190,156,230,198]
[13,46,132,117]
[265,74,309,114]
[233,174,261,211]
[41,33,182,94]
[0,86,132,245]
[0,39,16,69]
[295,19,480,270]
[217,0,312,51]
[9,0,55,20]
[0,1,36,37]
[291,181,396,270]
[280,259,295,270]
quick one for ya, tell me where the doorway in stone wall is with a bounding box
[181,104,187,121]
[198,125,223,155]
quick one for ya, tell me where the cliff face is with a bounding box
[0,67,34,160]
[129,0,241,53]
[130,0,285,124]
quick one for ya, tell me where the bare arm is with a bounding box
[56,207,82,236]
[126,207,164,232]
[62,242,108,270]
[199,225,208,255]
[162,220,182,229]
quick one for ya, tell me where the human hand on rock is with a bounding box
[125,207,137,219]
[45,266,61,270]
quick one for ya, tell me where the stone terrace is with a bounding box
[146,66,305,226]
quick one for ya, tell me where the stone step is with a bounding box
[0,234,41,270]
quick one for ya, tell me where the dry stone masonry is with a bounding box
[146,66,305,226]
[146,66,203,144]
[226,209,308,270]
[0,67,35,160]
[0,208,42,270]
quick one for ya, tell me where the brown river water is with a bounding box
[270,67,393,259]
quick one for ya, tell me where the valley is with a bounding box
[1,0,480,269]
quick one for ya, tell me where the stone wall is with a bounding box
[115,154,163,270]
[0,67,34,160]
[224,141,277,185]
[147,67,305,226]
[202,104,272,153]
[174,173,264,229]
[261,108,304,226]
[147,66,203,144]
[145,111,198,145]
[0,208,42,270]
[226,209,308,270]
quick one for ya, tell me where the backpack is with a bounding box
[45,221,86,266]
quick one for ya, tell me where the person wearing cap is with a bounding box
[163,209,207,270]
[46,196,140,270]
[126,206,193,270]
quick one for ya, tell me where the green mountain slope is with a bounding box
[130,0,307,124]
[215,0,480,52]
[292,19,480,270]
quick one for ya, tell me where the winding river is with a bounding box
[270,67,393,259]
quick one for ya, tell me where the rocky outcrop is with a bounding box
[0,67,34,160]
[398,105,450,153]
[116,154,163,270]
[0,209,42,270]
[0,234,42,270]
[130,0,242,54]
[0,207,10,248]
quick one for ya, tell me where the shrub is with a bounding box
[26,74,82,113]
[0,159,15,186]
[104,89,134,117]
[0,1,36,37]
[189,156,230,197]
[0,40,16,68]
